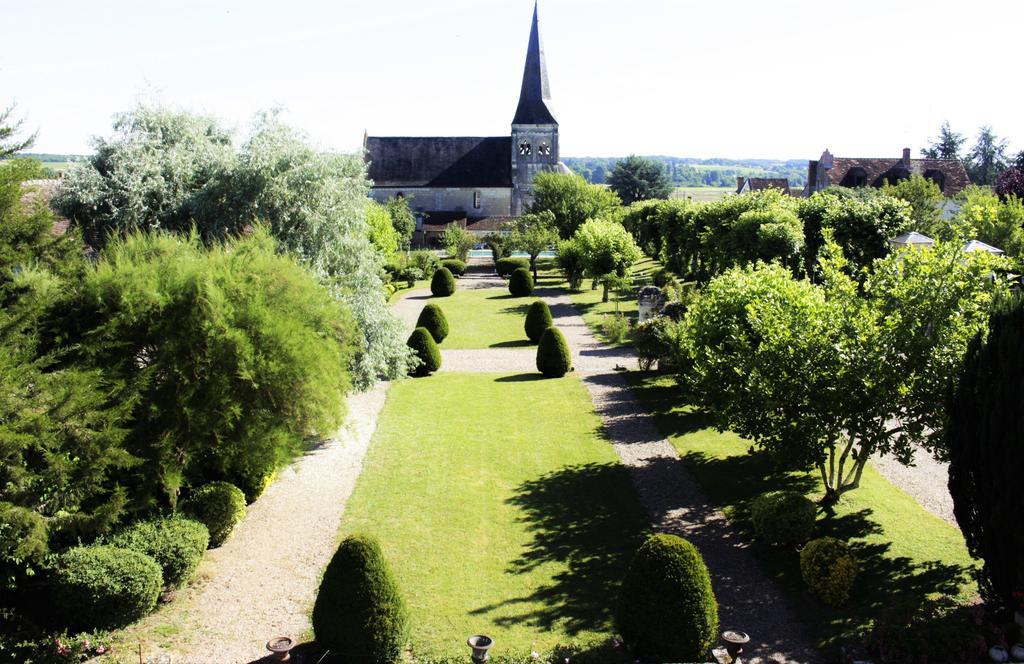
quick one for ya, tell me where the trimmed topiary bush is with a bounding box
[50,545,163,631]
[415,304,449,343]
[496,256,529,278]
[749,491,817,547]
[181,481,247,548]
[407,327,441,376]
[108,516,209,587]
[524,300,553,343]
[616,533,718,662]
[536,326,572,377]
[508,267,534,297]
[430,267,456,297]
[312,534,409,662]
[800,536,858,606]
[440,258,466,277]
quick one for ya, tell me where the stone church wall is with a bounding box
[370,187,512,218]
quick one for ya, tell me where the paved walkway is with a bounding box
[116,384,389,664]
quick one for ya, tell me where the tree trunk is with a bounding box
[531,255,538,281]
[602,280,610,302]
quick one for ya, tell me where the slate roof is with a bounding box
[738,177,791,195]
[512,2,557,125]
[366,136,512,188]
[812,150,970,195]
[963,239,1005,255]
[891,231,935,246]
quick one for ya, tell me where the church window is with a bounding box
[519,141,532,155]
[538,142,551,156]
[473,191,482,209]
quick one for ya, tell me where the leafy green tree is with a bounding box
[366,201,399,260]
[947,293,1024,611]
[529,171,621,238]
[678,238,1005,501]
[0,103,36,158]
[606,155,673,205]
[572,218,642,302]
[966,126,1009,185]
[956,185,1024,257]
[441,223,474,262]
[505,210,558,278]
[921,121,966,160]
[882,174,945,236]
[385,196,415,248]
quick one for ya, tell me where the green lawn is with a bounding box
[626,373,978,654]
[671,186,732,202]
[423,287,535,349]
[338,373,649,660]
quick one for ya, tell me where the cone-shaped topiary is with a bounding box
[312,534,410,662]
[415,303,449,343]
[524,300,553,343]
[616,534,719,662]
[508,267,534,297]
[536,326,571,377]
[430,267,456,297]
[407,327,441,376]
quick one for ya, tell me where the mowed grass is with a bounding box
[626,374,978,654]
[338,373,650,660]
[671,186,732,202]
[418,286,535,348]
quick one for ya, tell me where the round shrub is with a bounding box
[108,516,209,587]
[496,256,529,278]
[800,536,858,606]
[181,481,247,548]
[440,258,466,277]
[508,267,534,297]
[524,300,553,343]
[312,534,409,662]
[415,303,449,343]
[536,326,572,377]
[749,491,817,547]
[50,545,163,631]
[407,327,441,376]
[430,267,456,297]
[616,533,719,662]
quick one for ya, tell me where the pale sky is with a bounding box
[4,0,1022,160]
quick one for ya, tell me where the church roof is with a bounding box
[512,2,557,126]
[365,136,512,188]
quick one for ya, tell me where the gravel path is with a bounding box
[117,384,389,664]
[870,446,956,526]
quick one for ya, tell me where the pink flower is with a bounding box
[96,645,108,654]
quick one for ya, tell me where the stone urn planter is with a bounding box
[266,636,295,662]
[467,634,493,662]
[721,629,750,660]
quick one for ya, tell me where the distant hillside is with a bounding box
[563,156,807,188]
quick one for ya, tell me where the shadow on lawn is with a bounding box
[489,339,533,348]
[468,462,650,635]
[493,373,545,383]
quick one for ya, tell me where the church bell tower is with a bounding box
[511,1,559,216]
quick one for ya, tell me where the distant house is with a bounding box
[413,213,514,247]
[735,177,791,196]
[806,148,970,197]
[20,177,69,236]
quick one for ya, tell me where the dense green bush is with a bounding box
[408,327,441,376]
[556,239,585,290]
[430,267,456,297]
[616,534,718,662]
[181,481,247,547]
[312,534,409,662]
[108,516,209,587]
[631,316,682,372]
[496,257,529,278]
[50,546,163,631]
[416,304,449,343]
[800,537,858,606]
[524,300,553,343]
[749,491,817,547]
[42,230,356,509]
[440,258,466,277]
[536,327,572,377]
[508,267,534,297]
[409,250,441,276]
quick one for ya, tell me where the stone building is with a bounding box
[806,148,970,197]
[364,2,570,242]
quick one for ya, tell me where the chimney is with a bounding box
[902,148,911,165]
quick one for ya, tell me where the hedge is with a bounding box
[108,515,209,587]
[416,304,450,343]
[440,259,466,277]
[430,267,456,297]
[508,267,534,297]
[616,534,719,662]
[536,327,572,377]
[50,545,163,631]
[408,327,441,376]
[749,491,817,547]
[496,257,529,278]
[524,300,553,343]
[800,537,858,606]
[181,481,247,548]
[312,534,409,662]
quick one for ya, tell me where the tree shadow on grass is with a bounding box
[468,462,650,635]
[490,339,533,348]
[493,373,545,383]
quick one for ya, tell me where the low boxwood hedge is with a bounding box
[496,257,529,278]
[800,536,858,606]
[440,259,466,277]
[749,490,817,547]
[181,481,247,548]
[108,515,209,587]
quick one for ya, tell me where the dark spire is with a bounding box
[512,1,557,125]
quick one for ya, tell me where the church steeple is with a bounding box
[512,1,557,126]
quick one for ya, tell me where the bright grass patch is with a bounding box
[625,373,978,654]
[338,372,650,660]
[410,288,534,349]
